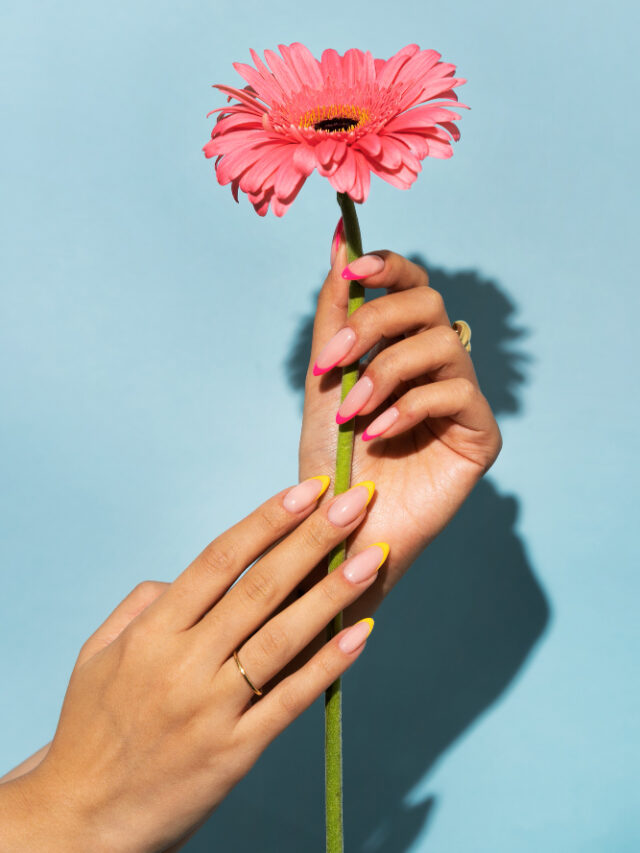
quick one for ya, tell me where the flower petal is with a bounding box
[281,42,324,90]
[375,44,421,88]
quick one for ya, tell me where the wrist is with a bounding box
[0,764,106,853]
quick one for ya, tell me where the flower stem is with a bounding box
[325,192,364,853]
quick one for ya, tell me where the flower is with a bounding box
[203,44,467,216]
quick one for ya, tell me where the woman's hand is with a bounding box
[0,478,384,853]
[297,226,502,620]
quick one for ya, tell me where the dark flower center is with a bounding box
[313,116,359,132]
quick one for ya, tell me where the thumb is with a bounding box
[75,580,169,667]
[307,220,351,373]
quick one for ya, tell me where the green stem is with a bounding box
[325,193,364,853]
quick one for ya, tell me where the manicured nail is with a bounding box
[362,406,400,441]
[313,327,356,376]
[283,475,330,513]
[343,543,389,583]
[338,617,375,653]
[342,254,385,280]
[327,481,375,526]
[336,376,374,424]
[330,218,344,266]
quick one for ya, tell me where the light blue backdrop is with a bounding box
[1,0,638,850]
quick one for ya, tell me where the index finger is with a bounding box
[148,476,331,631]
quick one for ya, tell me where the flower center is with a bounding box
[298,104,369,133]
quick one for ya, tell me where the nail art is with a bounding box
[338,617,375,653]
[330,218,344,267]
[336,376,374,424]
[342,543,390,583]
[327,481,375,527]
[362,406,400,441]
[313,327,356,376]
[283,475,330,513]
[342,254,385,280]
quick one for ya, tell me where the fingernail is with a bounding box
[283,475,330,513]
[336,376,374,424]
[330,218,344,266]
[362,406,400,441]
[313,327,356,376]
[327,481,375,526]
[338,617,375,653]
[343,543,389,583]
[342,254,385,280]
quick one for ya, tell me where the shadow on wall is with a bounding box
[184,260,550,852]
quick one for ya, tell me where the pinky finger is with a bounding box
[234,619,374,750]
[362,379,501,468]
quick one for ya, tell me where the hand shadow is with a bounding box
[183,261,550,852]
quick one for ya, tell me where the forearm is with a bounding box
[0,743,50,783]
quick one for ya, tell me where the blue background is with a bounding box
[1,0,638,850]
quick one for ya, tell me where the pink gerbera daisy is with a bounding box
[203,43,467,217]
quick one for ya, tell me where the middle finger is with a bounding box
[193,481,376,664]
[313,287,450,377]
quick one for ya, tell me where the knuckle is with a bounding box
[278,683,302,716]
[241,567,277,606]
[254,621,289,661]
[300,516,330,551]
[314,650,336,680]
[436,324,464,355]
[402,387,423,420]
[199,540,238,579]
[255,500,285,534]
[319,575,342,606]
[454,377,477,406]
[131,580,165,603]
[424,287,445,316]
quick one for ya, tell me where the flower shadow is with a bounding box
[182,261,549,852]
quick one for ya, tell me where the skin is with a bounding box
[295,235,502,620]
[0,239,501,849]
[0,485,379,853]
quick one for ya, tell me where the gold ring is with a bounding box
[452,320,472,353]
[233,649,263,697]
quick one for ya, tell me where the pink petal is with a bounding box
[320,48,343,85]
[389,132,431,158]
[214,84,267,113]
[263,49,300,96]
[282,43,324,90]
[233,62,280,105]
[328,146,357,194]
[274,162,306,198]
[316,137,338,168]
[343,48,364,89]
[385,106,462,133]
[438,121,461,142]
[422,131,453,158]
[293,144,317,173]
[348,151,371,203]
[376,44,420,88]
[355,134,382,158]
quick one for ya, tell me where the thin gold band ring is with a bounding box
[232,649,263,697]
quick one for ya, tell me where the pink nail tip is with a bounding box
[341,267,361,280]
[336,376,374,424]
[341,254,385,281]
[361,406,399,441]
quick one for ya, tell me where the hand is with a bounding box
[0,478,384,853]
[297,228,502,620]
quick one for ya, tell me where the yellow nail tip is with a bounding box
[371,542,390,570]
[358,617,375,637]
[354,480,376,505]
[309,475,331,498]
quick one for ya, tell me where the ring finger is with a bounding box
[193,481,376,664]
[217,542,389,709]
